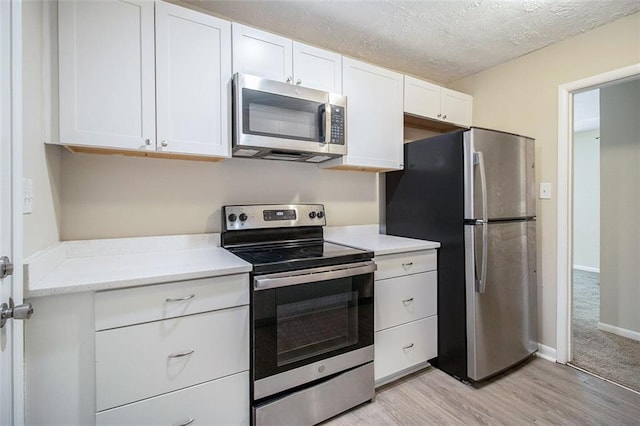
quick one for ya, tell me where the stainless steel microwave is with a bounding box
[232,73,347,163]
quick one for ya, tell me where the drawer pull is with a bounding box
[174,418,195,426]
[402,297,414,304]
[403,343,414,350]
[165,294,195,303]
[168,349,195,359]
[402,262,413,269]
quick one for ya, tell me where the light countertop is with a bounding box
[24,234,251,298]
[325,225,440,255]
[24,226,440,298]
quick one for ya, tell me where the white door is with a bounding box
[1,1,24,424]
[231,23,292,83]
[292,41,342,93]
[155,1,232,157]
[58,0,156,151]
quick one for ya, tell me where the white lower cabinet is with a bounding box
[96,371,250,425]
[374,250,438,386]
[96,306,249,411]
[375,316,438,381]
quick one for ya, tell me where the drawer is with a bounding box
[375,271,437,331]
[96,371,250,425]
[96,306,249,411]
[374,316,437,381]
[374,250,436,280]
[95,274,248,330]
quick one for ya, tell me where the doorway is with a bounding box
[570,83,640,392]
[556,64,640,393]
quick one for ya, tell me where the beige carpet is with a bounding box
[571,269,640,392]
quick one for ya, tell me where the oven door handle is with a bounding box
[254,261,377,291]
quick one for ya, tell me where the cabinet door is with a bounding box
[58,0,155,150]
[441,87,473,127]
[292,41,342,93]
[404,75,441,120]
[323,58,403,171]
[155,2,232,157]
[232,23,292,83]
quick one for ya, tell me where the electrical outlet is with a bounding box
[539,182,551,200]
[23,178,33,214]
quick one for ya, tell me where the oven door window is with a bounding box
[242,88,325,142]
[277,290,358,366]
[253,273,374,381]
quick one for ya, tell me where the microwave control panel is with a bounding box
[330,105,345,145]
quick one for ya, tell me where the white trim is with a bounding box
[535,343,557,363]
[10,0,25,424]
[597,322,640,342]
[556,63,640,365]
[572,265,600,273]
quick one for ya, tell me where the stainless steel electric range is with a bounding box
[221,204,376,425]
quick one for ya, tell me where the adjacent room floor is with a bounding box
[572,269,640,393]
[324,358,640,425]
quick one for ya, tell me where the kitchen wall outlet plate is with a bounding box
[539,182,552,200]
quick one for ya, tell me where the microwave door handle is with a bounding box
[319,105,326,142]
[324,102,332,144]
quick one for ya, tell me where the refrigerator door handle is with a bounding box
[474,151,489,293]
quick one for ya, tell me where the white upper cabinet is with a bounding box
[232,23,292,83]
[58,0,156,150]
[292,41,342,93]
[155,2,231,157]
[321,58,404,172]
[58,1,232,159]
[404,75,472,127]
[232,24,342,93]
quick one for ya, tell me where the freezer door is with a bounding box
[465,220,537,381]
[464,128,535,220]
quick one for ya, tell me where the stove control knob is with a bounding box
[317,211,324,219]
[239,213,248,222]
[309,211,317,219]
[228,213,237,222]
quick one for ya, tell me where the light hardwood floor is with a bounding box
[325,357,640,425]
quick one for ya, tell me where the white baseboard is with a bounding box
[597,322,640,342]
[536,343,557,362]
[573,265,600,273]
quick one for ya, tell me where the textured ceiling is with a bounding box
[181,0,640,84]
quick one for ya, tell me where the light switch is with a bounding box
[23,178,33,214]
[539,182,551,200]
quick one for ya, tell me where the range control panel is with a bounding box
[223,204,326,231]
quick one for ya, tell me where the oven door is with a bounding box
[252,261,375,400]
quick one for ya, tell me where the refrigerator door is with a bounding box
[464,220,537,381]
[464,128,535,220]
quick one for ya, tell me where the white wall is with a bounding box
[22,0,62,258]
[572,129,600,272]
[450,12,640,349]
[59,151,379,241]
[599,78,640,337]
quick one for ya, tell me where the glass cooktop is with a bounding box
[227,240,373,274]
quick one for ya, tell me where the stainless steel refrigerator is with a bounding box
[384,127,537,382]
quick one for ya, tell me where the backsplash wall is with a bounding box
[60,150,379,241]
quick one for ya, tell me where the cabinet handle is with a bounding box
[402,343,414,350]
[168,349,195,358]
[402,297,414,304]
[161,140,168,147]
[174,418,195,426]
[437,113,442,118]
[443,114,447,119]
[144,139,152,146]
[296,79,302,85]
[286,76,293,84]
[401,262,413,269]
[165,294,195,302]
